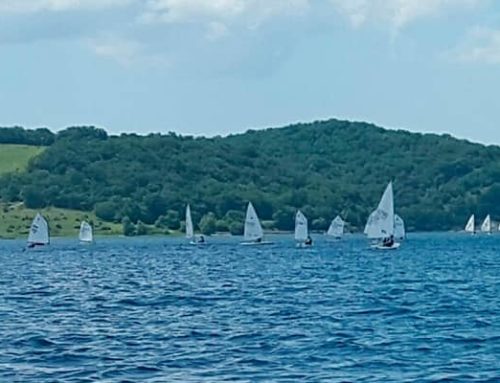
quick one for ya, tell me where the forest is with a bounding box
[1,119,500,234]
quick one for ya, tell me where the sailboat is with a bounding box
[79,221,93,243]
[241,202,272,246]
[295,210,312,248]
[481,214,492,234]
[327,215,344,239]
[465,214,475,234]
[364,182,400,250]
[394,214,406,241]
[27,213,50,248]
[186,204,205,245]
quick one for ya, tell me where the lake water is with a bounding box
[0,234,498,382]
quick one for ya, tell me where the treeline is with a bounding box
[1,120,500,232]
[0,127,55,146]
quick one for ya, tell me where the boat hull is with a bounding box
[189,241,207,246]
[371,242,401,251]
[240,241,274,246]
[296,243,313,248]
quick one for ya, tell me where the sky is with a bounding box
[1,0,500,144]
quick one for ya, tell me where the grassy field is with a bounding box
[0,144,45,175]
[0,204,123,239]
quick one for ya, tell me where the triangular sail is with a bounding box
[481,215,491,233]
[28,213,49,245]
[244,202,263,241]
[295,210,308,241]
[365,182,395,239]
[394,214,405,240]
[185,204,194,239]
[465,215,475,233]
[327,215,344,238]
[79,221,93,243]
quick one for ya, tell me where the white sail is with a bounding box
[295,210,308,242]
[79,221,93,243]
[365,182,395,239]
[481,215,491,233]
[465,214,475,233]
[185,204,194,239]
[327,215,344,238]
[28,213,49,245]
[244,202,263,242]
[394,214,405,240]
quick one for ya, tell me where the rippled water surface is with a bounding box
[0,234,499,382]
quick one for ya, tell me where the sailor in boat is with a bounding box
[382,235,395,248]
[255,237,262,243]
[305,236,313,246]
[197,235,205,244]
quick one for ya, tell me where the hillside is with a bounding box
[1,120,500,233]
[0,203,122,239]
[0,144,45,175]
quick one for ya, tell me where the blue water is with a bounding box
[0,234,498,382]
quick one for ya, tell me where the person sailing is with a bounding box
[382,235,394,248]
[305,235,313,246]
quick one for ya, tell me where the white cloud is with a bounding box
[329,0,479,30]
[452,27,500,64]
[89,36,171,68]
[0,0,132,13]
[140,0,309,26]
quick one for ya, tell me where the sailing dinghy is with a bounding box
[295,210,312,248]
[186,204,206,245]
[241,202,272,246]
[327,215,344,239]
[465,214,475,235]
[27,213,50,248]
[394,214,406,241]
[364,182,400,250]
[79,221,93,243]
[481,215,492,235]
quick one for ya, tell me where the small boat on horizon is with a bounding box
[465,214,476,235]
[241,202,273,246]
[186,204,206,245]
[481,214,492,235]
[79,221,94,244]
[27,213,50,249]
[326,215,344,240]
[295,210,312,248]
[364,182,401,250]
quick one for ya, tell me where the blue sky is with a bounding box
[1,0,500,144]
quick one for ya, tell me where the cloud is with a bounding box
[0,0,132,13]
[89,36,171,68]
[329,0,479,30]
[452,27,500,64]
[140,0,310,30]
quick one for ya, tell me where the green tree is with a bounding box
[122,216,135,236]
[199,212,217,235]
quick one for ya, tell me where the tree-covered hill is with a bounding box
[1,119,499,233]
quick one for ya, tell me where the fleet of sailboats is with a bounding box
[26,182,500,250]
[22,200,500,250]
[463,214,497,235]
